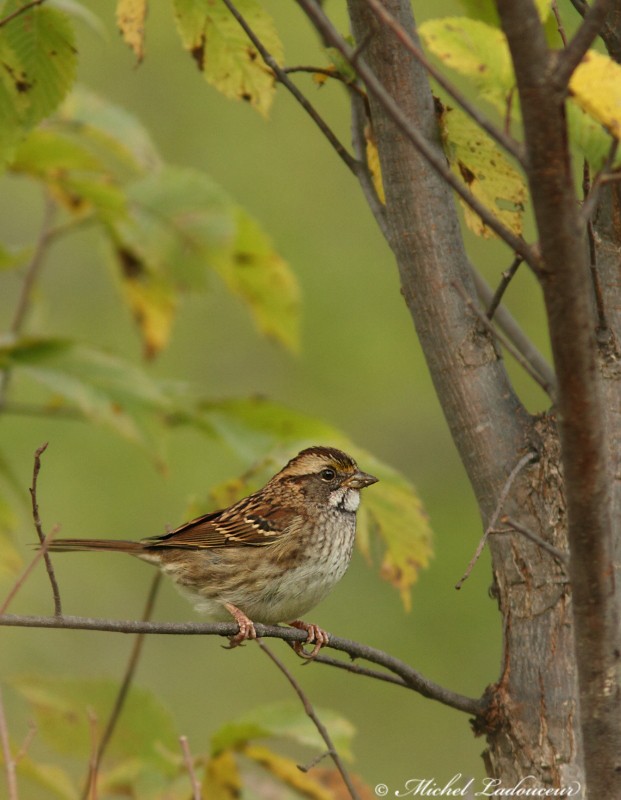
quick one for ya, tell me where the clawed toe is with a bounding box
[289,620,329,660]
[223,603,257,649]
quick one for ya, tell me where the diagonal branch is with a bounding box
[0,613,485,717]
[555,0,615,86]
[362,0,525,166]
[258,640,360,800]
[220,0,360,176]
[297,0,538,267]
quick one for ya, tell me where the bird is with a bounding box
[48,446,378,657]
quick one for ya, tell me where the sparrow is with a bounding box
[48,446,378,657]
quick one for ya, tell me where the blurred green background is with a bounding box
[0,0,554,793]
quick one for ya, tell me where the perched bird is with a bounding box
[49,446,378,657]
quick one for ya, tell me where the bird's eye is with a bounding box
[320,468,336,481]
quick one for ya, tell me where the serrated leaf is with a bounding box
[116,0,148,63]
[213,207,300,352]
[241,744,335,800]
[570,49,621,140]
[1,1,77,129]
[12,676,178,773]
[193,398,432,605]
[211,701,355,760]
[420,18,514,114]
[440,105,526,238]
[173,0,283,117]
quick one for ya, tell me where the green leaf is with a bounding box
[173,0,283,117]
[439,105,526,238]
[191,397,433,605]
[12,676,179,773]
[1,338,177,450]
[1,1,77,130]
[16,757,78,800]
[211,701,355,759]
[566,101,621,171]
[213,207,301,352]
[420,18,515,114]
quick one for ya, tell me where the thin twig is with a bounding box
[551,0,569,46]
[29,443,62,616]
[179,736,202,800]
[362,0,525,166]
[80,574,162,800]
[470,268,557,395]
[85,709,99,800]
[258,640,360,800]
[454,281,556,398]
[284,65,366,98]
[0,524,59,616]
[14,721,37,765]
[0,686,19,800]
[486,255,523,320]
[296,0,538,268]
[0,613,485,716]
[456,451,537,589]
[311,651,409,688]
[220,0,360,175]
[0,0,45,29]
[500,516,569,566]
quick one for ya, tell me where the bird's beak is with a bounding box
[343,470,379,489]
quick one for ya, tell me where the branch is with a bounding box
[0,0,45,29]
[0,686,19,800]
[555,0,615,86]
[362,0,525,167]
[569,0,621,62]
[297,0,538,267]
[80,574,162,800]
[220,0,360,176]
[0,613,485,717]
[486,255,523,321]
[29,443,62,616]
[179,736,201,800]
[259,641,360,800]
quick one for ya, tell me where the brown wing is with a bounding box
[141,495,294,550]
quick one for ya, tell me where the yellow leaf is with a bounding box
[241,744,334,800]
[116,0,148,63]
[202,751,242,800]
[116,248,178,359]
[570,49,621,139]
[364,123,385,204]
[173,0,283,118]
[440,105,526,238]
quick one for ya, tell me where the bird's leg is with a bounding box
[289,620,329,659]
[223,603,257,648]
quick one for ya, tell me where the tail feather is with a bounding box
[47,538,143,555]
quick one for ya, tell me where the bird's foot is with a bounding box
[289,619,329,659]
[223,603,257,649]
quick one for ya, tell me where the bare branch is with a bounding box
[362,0,525,167]
[555,0,615,86]
[179,736,201,800]
[569,0,621,61]
[470,268,558,396]
[0,0,45,29]
[0,613,485,717]
[29,443,62,616]
[0,686,19,800]
[297,0,538,267]
[486,256,523,321]
[551,0,569,47]
[499,516,569,566]
[80,574,162,800]
[453,281,556,398]
[220,0,360,175]
[259,640,360,800]
[456,451,538,589]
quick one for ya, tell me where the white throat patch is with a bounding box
[328,487,360,512]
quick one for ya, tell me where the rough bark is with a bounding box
[343,0,621,792]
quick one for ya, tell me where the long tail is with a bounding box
[47,538,144,555]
